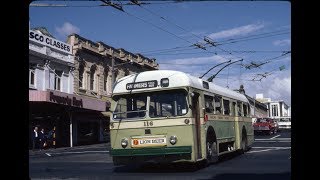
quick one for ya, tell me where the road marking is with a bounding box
[255,138,290,141]
[254,140,291,143]
[274,138,291,140]
[247,147,291,154]
[270,135,281,139]
[252,147,291,149]
[45,150,109,156]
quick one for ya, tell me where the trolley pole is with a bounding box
[207,59,243,82]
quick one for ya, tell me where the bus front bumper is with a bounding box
[111,146,192,165]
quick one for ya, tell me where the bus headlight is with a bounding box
[121,138,128,148]
[170,136,177,145]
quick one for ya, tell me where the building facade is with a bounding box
[66,34,159,145]
[67,34,159,99]
[255,94,291,121]
[29,28,109,148]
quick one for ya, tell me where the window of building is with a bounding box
[90,65,97,91]
[272,104,278,117]
[223,99,230,115]
[214,95,222,114]
[54,70,62,91]
[103,68,108,92]
[204,95,214,113]
[29,66,36,88]
[79,64,84,89]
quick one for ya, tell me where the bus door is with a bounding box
[191,92,202,159]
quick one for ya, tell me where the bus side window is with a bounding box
[231,102,236,116]
[214,96,222,114]
[237,101,242,116]
[243,103,248,117]
[223,99,230,116]
[204,95,214,113]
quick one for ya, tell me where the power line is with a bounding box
[215,29,290,44]
[106,3,240,62]
[30,1,180,7]
[141,46,196,54]
[127,0,249,61]
[131,0,207,42]
[145,50,291,56]
[216,32,290,46]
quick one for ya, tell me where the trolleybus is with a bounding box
[107,70,253,165]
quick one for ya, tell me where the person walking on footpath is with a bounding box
[39,128,47,150]
[32,126,39,150]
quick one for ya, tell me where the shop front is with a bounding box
[29,89,110,149]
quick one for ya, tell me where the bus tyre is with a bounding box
[241,134,248,153]
[206,141,218,163]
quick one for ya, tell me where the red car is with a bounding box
[253,118,278,135]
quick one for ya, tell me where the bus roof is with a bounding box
[113,70,249,103]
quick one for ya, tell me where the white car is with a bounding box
[278,118,291,131]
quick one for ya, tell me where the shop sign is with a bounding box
[29,30,72,54]
[49,92,83,107]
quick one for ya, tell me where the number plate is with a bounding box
[131,136,167,148]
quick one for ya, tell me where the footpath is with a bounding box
[29,143,110,156]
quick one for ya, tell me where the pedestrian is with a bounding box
[39,128,47,150]
[32,126,39,150]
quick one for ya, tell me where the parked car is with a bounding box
[278,118,291,131]
[253,118,279,135]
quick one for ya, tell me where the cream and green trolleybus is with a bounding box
[108,70,253,165]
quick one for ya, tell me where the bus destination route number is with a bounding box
[126,80,158,90]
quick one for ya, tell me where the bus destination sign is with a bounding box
[126,80,158,90]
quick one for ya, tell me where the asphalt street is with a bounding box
[29,131,291,180]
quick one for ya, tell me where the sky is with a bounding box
[29,0,291,106]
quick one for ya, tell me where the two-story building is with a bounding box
[29,28,109,148]
[66,33,159,145]
[255,93,291,121]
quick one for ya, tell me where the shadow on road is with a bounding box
[113,151,244,173]
[113,162,204,173]
[199,172,291,180]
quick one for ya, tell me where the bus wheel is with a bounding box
[206,141,218,163]
[241,133,248,153]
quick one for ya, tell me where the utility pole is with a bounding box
[253,95,256,117]
[207,59,243,82]
[110,52,134,89]
[111,55,115,88]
